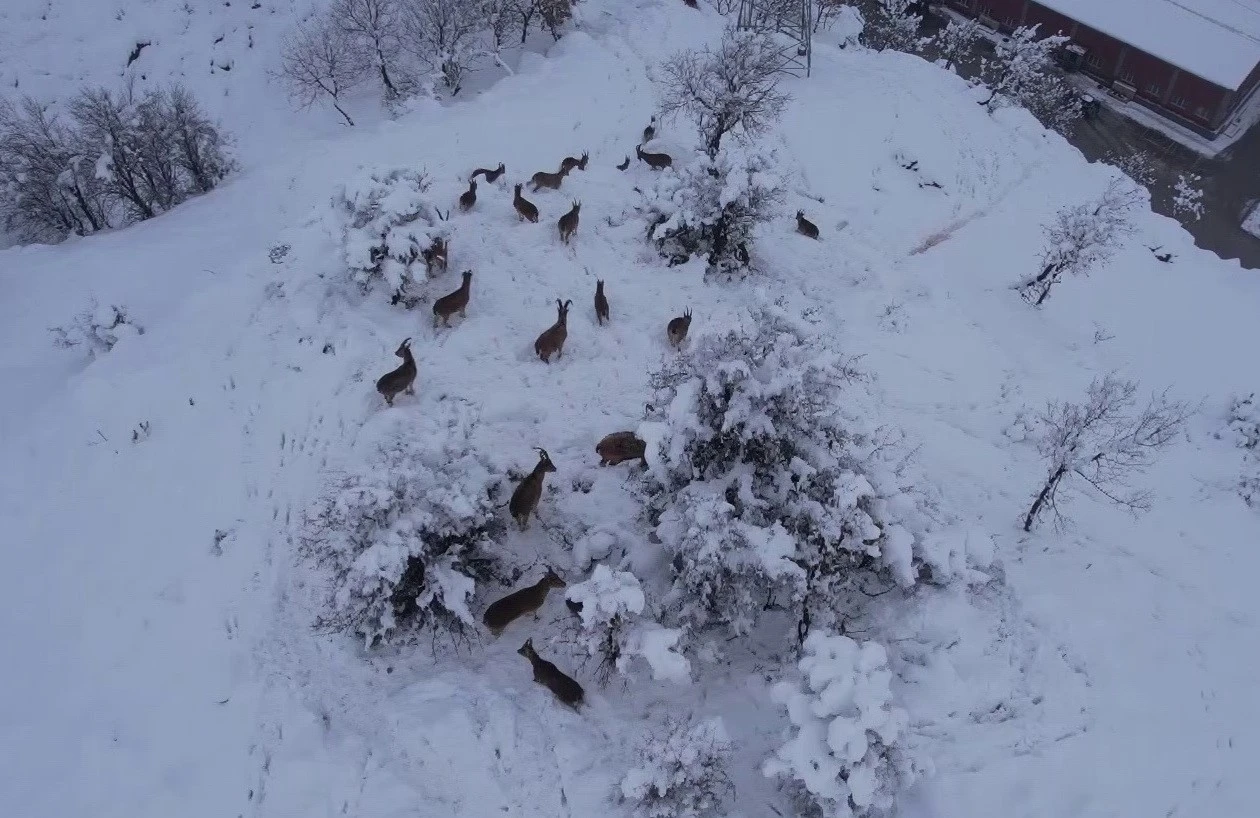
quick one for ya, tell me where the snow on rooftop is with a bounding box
[1037,0,1260,89]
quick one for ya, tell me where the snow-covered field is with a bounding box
[3,1,1260,817]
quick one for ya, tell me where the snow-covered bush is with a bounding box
[644,141,784,278]
[1020,178,1139,306]
[659,28,791,160]
[931,17,981,71]
[1221,393,1260,509]
[620,716,734,818]
[333,166,448,298]
[0,85,233,243]
[859,0,925,54]
[50,300,144,357]
[301,403,503,646]
[764,632,922,818]
[645,306,943,643]
[1172,172,1205,222]
[814,0,863,42]
[980,25,1080,133]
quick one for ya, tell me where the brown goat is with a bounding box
[796,210,820,239]
[530,164,569,192]
[470,162,505,183]
[422,236,449,276]
[375,338,416,405]
[636,143,672,170]
[594,279,609,325]
[482,569,566,635]
[508,447,556,529]
[560,151,589,174]
[642,115,656,144]
[534,299,572,363]
[459,179,477,212]
[616,155,630,171]
[596,431,646,466]
[667,308,692,348]
[432,270,473,327]
[513,183,540,223]
[558,200,581,244]
[518,638,584,708]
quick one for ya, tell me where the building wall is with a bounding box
[1165,70,1231,127]
[1065,23,1126,80]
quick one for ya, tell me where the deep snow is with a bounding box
[3,1,1260,817]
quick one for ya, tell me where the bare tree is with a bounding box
[1020,179,1139,306]
[402,0,486,95]
[70,87,167,220]
[538,0,574,40]
[508,0,540,44]
[332,0,409,100]
[0,96,113,242]
[163,84,235,194]
[660,28,791,159]
[279,16,370,125]
[981,25,1081,133]
[1023,375,1190,532]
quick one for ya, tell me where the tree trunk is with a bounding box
[1024,465,1066,531]
[376,47,397,98]
[332,99,356,127]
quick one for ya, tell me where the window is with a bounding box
[1147,82,1162,96]
[1169,93,1187,109]
[1087,53,1105,70]
[1118,67,1135,83]
[1195,106,1209,119]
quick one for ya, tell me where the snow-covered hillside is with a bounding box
[2,2,1259,817]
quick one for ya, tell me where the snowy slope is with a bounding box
[3,1,1260,817]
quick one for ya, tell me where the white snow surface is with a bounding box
[1036,0,1260,89]
[2,1,1260,818]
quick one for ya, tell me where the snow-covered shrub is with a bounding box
[931,17,981,71]
[814,0,863,42]
[1222,393,1260,509]
[301,403,503,646]
[645,306,942,643]
[333,166,448,298]
[859,0,925,54]
[620,716,734,818]
[764,632,922,818]
[1172,172,1205,222]
[50,300,144,356]
[644,141,784,278]
[566,564,646,683]
[659,28,791,159]
[980,25,1081,133]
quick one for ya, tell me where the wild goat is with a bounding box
[459,179,477,212]
[470,162,505,183]
[558,200,581,244]
[636,143,672,170]
[518,638,584,708]
[796,210,820,239]
[422,236,449,276]
[534,299,572,363]
[560,151,589,174]
[513,183,540,223]
[482,569,565,635]
[616,155,630,171]
[375,338,416,405]
[642,115,656,143]
[432,270,472,327]
[667,308,692,348]
[508,447,556,529]
[530,164,569,192]
[596,431,646,466]
[594,279,609,325]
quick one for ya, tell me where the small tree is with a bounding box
[1019,178,1139,305]
[644,141,784,277]
[538,0,575,40]
[1023,375,1190,532]
[279,16,370,125]
[332,0,410,100]
[659,28,791,159]
[764,632,922,818]
[932,17,981,71]
[620,716,735,818]
[565,564,646,684]
[980,25,1081,132]
[860,0,925,54]
[1172,172,1205,221]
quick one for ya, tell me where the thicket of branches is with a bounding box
[280,0,577,118]
[0,84,234,244]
